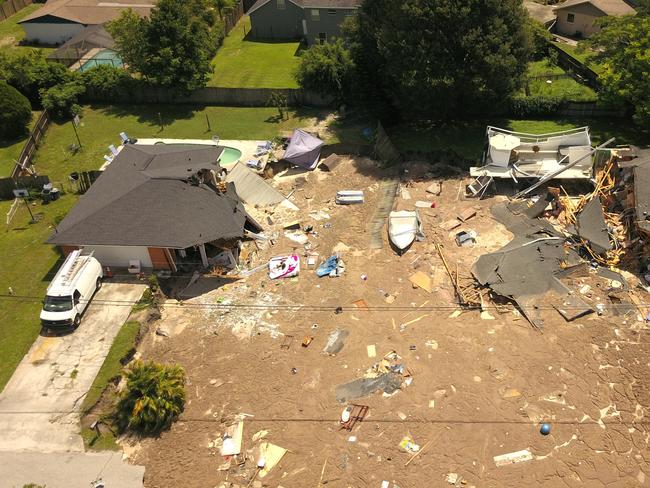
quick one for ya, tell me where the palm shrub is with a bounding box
[115,360,186,434]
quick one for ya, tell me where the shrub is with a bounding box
[81,64,133,98]
[295,39,354,101]
[508,96,565,117]
[0,81,32,138]
[115,360,185,434]
[39,81,85,118]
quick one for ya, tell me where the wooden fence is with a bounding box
[224,1,244,36]
[0,175,49,200]
[0,0,32,21]
[11,110,51,179]
[549,43,600,91]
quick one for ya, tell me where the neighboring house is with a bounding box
[248,0,360,45]
[553,0,635,38]
[48,144,261,270]
[524,0,556,27]
[18,0,155,45]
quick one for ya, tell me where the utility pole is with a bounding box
[71,115,82,149]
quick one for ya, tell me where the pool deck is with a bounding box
[99,139,273,172]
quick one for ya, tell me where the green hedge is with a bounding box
[508,96,566,118]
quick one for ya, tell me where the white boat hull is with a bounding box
[388,211,420,251]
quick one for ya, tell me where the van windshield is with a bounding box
[43,296,73,312]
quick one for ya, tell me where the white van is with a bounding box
[40,250,104,331]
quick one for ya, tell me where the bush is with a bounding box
[81,64,133,98]
[295,39,354,101]
[39,81,85,118]
[0,81,32,138]
[508,96,565,117]
[115,360,185,435]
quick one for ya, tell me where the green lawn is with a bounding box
[389,118,650,163]
[0,195,77,392]
[552,41,604,74]
[0,111,41,177]
[525,59,597,101]
[33,104,340,182]
[209,17,301,88]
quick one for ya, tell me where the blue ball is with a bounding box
[540,423,551,435]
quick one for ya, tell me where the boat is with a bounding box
[388,210,422,254]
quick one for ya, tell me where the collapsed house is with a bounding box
[48,144,261,271]
[471,135,649,329]
[468,126,594,197]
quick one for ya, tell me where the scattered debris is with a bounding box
[455,230,477,247]
[415,200,435,208]
[284,230,308,245]
[441,219,462,231]
[301,336,313,348]
[220,420,244,456]
[336,190,364,205]
[257,442,287,478]
[457,208,476,222]
[317,255,345,277]
[409,271,433,293]
[322,328,349,355]
[399,436,419,453]
[493,449,533,467]
[269,255,300,279]
[426,181,442,195]
[340,404,369,431]
[352,299,370,311]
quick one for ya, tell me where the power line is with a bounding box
[0,293,648,313]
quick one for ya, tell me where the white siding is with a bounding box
[22,23,85,45]
[82,245,153,269]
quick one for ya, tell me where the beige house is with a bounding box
[553,0,636,38]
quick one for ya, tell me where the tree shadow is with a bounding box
[98,103,199,128]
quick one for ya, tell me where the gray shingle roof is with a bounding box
[48,144,259,248]
[248,0,360,14]
[552,0,636,16]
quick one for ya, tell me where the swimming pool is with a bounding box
[79,49,124,72]
[218,147,243,166]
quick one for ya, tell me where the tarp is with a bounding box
[283,129,324,170]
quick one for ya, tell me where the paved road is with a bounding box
[0,283,146,452]
[1,451,145,488]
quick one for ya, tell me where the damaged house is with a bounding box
[48,144,261,271]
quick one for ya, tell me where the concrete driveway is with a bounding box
[0,282,146,453]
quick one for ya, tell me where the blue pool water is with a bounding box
[79,49,124,72]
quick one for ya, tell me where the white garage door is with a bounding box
[82,245,153,269]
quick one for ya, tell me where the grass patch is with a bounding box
[552,42,604,74]
[81,426,119,451]
[525,77,597,101]
[0,195,76,392]
[527,59,565,77]
[81,320,141,414]
[209,17,301,88]
[389,118,650,163]
[33,104,336,183]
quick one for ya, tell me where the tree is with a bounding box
[0,81,32,138]
[0,50,76,103]
[39,81,84,118]
[115,360,186,434]
[527,17,552,60]
[350,0,531,119]
[295,39,354,101]
[587,10,650,126]
[108,0,221,92]
[212,0,236,20]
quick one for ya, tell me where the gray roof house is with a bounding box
[553,0,635,38]
[48,144,261,270]
[248,0,360,45]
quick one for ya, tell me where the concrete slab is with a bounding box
[0,283,146,452]
[0,451,144,488]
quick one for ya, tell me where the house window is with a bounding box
[328,9,336,15]
[277,0,285,9]
[567,13,575,23]
[311,9,320,21]
[318,32,326,44]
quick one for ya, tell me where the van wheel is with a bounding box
[96,277,102,291]
[73,314,81,329]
